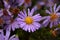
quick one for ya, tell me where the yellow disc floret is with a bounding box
[25,16,33,24]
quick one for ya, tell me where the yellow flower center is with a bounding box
[50,13,58,21]
[25,16,33,24]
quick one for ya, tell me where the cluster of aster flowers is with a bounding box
[0,0,60,40]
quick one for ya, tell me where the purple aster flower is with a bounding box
[0,9,14,30]
[16,8,43,32]
[1,15,19,31]
[0,29,19,40]
[0,0,13,25]
[8,18,20,31]
[0,0,19,31]
[1,9,13,25]
[42,4,60,28]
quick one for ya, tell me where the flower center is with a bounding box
[3,9,8,16]
[25,16,33,24]
[10,18,14,24]
[25,0,31,4]
[10,8,20,15]
[50,13,58,21]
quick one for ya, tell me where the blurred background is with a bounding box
[0,0,60,40]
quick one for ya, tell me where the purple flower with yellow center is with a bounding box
[17,8,42,32]
[42,4,60,28]
[0,29,19,40]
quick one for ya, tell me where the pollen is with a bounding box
[25,16,33,24]
[50,13,58,21]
